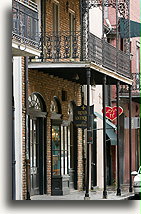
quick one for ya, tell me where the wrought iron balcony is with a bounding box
[12,0,40,49]
[120,73,140,96]
[31,31,130,79]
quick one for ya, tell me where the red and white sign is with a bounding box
[102,106,123,121]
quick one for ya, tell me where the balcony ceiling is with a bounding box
[28,62,133,86]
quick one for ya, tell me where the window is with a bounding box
[52,124,69,176]
[52,125,61,176]
[136,42,140,73]
[61,126,69,175]
[69,11,76,58]
[53,2,59,33]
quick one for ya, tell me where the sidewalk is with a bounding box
[31,186,134,200]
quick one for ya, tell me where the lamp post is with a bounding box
[129,85,132,192]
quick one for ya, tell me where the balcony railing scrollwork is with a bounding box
[41,31,81,61]
[120,73,140,95]
[12,0,40,49]
[31,31,131,79]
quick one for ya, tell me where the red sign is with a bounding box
[102,106,123,121]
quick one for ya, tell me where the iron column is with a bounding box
[84,68,91,200]
[103,75,107,199]
[129,85,132,192]
[116,81,121,196]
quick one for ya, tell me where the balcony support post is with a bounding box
[102,75,107,199]
[12,58,16,200]
[116,81,121,196]
[129,85,133,192]
[81,0,90,61]
[25,56,31,200]
[84,68,91,200]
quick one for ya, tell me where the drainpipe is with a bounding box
[25,56,31,200]
[12,58,16,200]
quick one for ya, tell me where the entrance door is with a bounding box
[69,122,77,189]
[30,117,45,196]
[30,118,40,195]
[106,140,112,186]
[28,93,46,196]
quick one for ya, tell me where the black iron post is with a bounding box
[84,68,91,200]
[25,56,31,200]
[116,81,121,196]
[102,75,107,199]
[129,85,132,192]
[12,58,16,200]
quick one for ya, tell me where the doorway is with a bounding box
[28,93,47,196]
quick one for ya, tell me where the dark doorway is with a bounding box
[106,139,112,186]
[28,93,47,196]
[70,122,78,190]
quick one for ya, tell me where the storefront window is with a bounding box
[52,125,61,176]
[52,124,70,177]
[61,125,69,175]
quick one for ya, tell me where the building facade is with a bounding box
[12,0,135,200]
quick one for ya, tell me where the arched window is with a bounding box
[50,96,62,114]
[28,93,46,112]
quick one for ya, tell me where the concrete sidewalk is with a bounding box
[31,188,134,200]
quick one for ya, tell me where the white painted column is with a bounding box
[13,57,23,200]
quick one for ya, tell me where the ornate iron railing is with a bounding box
[120,73,140,94]
[89,33,130,78]
[41,31,81,61]
[12,0,40,49]
[31,31,130,78]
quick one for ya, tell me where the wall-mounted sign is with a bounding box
[102,106,123,121]
[74,105,94,129]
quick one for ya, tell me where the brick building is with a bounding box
[12,0,134,200]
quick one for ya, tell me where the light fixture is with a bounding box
[73,73,79,81]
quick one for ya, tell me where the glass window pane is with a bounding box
[30,119,33,167]
[52,125,60,150]
[68,126,70,171]
[33,121,36,167]
[52,150,60,176]
[52,125,61,176]
[61,125,64,175]
[65,151,68,175]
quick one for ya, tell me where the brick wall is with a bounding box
[21,0,83,198]
[27,69,83,194]
[42,0,81,61]
[45,0,80,32]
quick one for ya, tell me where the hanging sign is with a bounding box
[102,106,123,121]
[74,105,94,129]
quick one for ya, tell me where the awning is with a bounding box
[120,18,141,38]
[106,123,117,145]
[94,112,117,145]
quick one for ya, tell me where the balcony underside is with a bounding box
[120,92,140,103]
[12,39,41,57]
[28,61,132,86]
